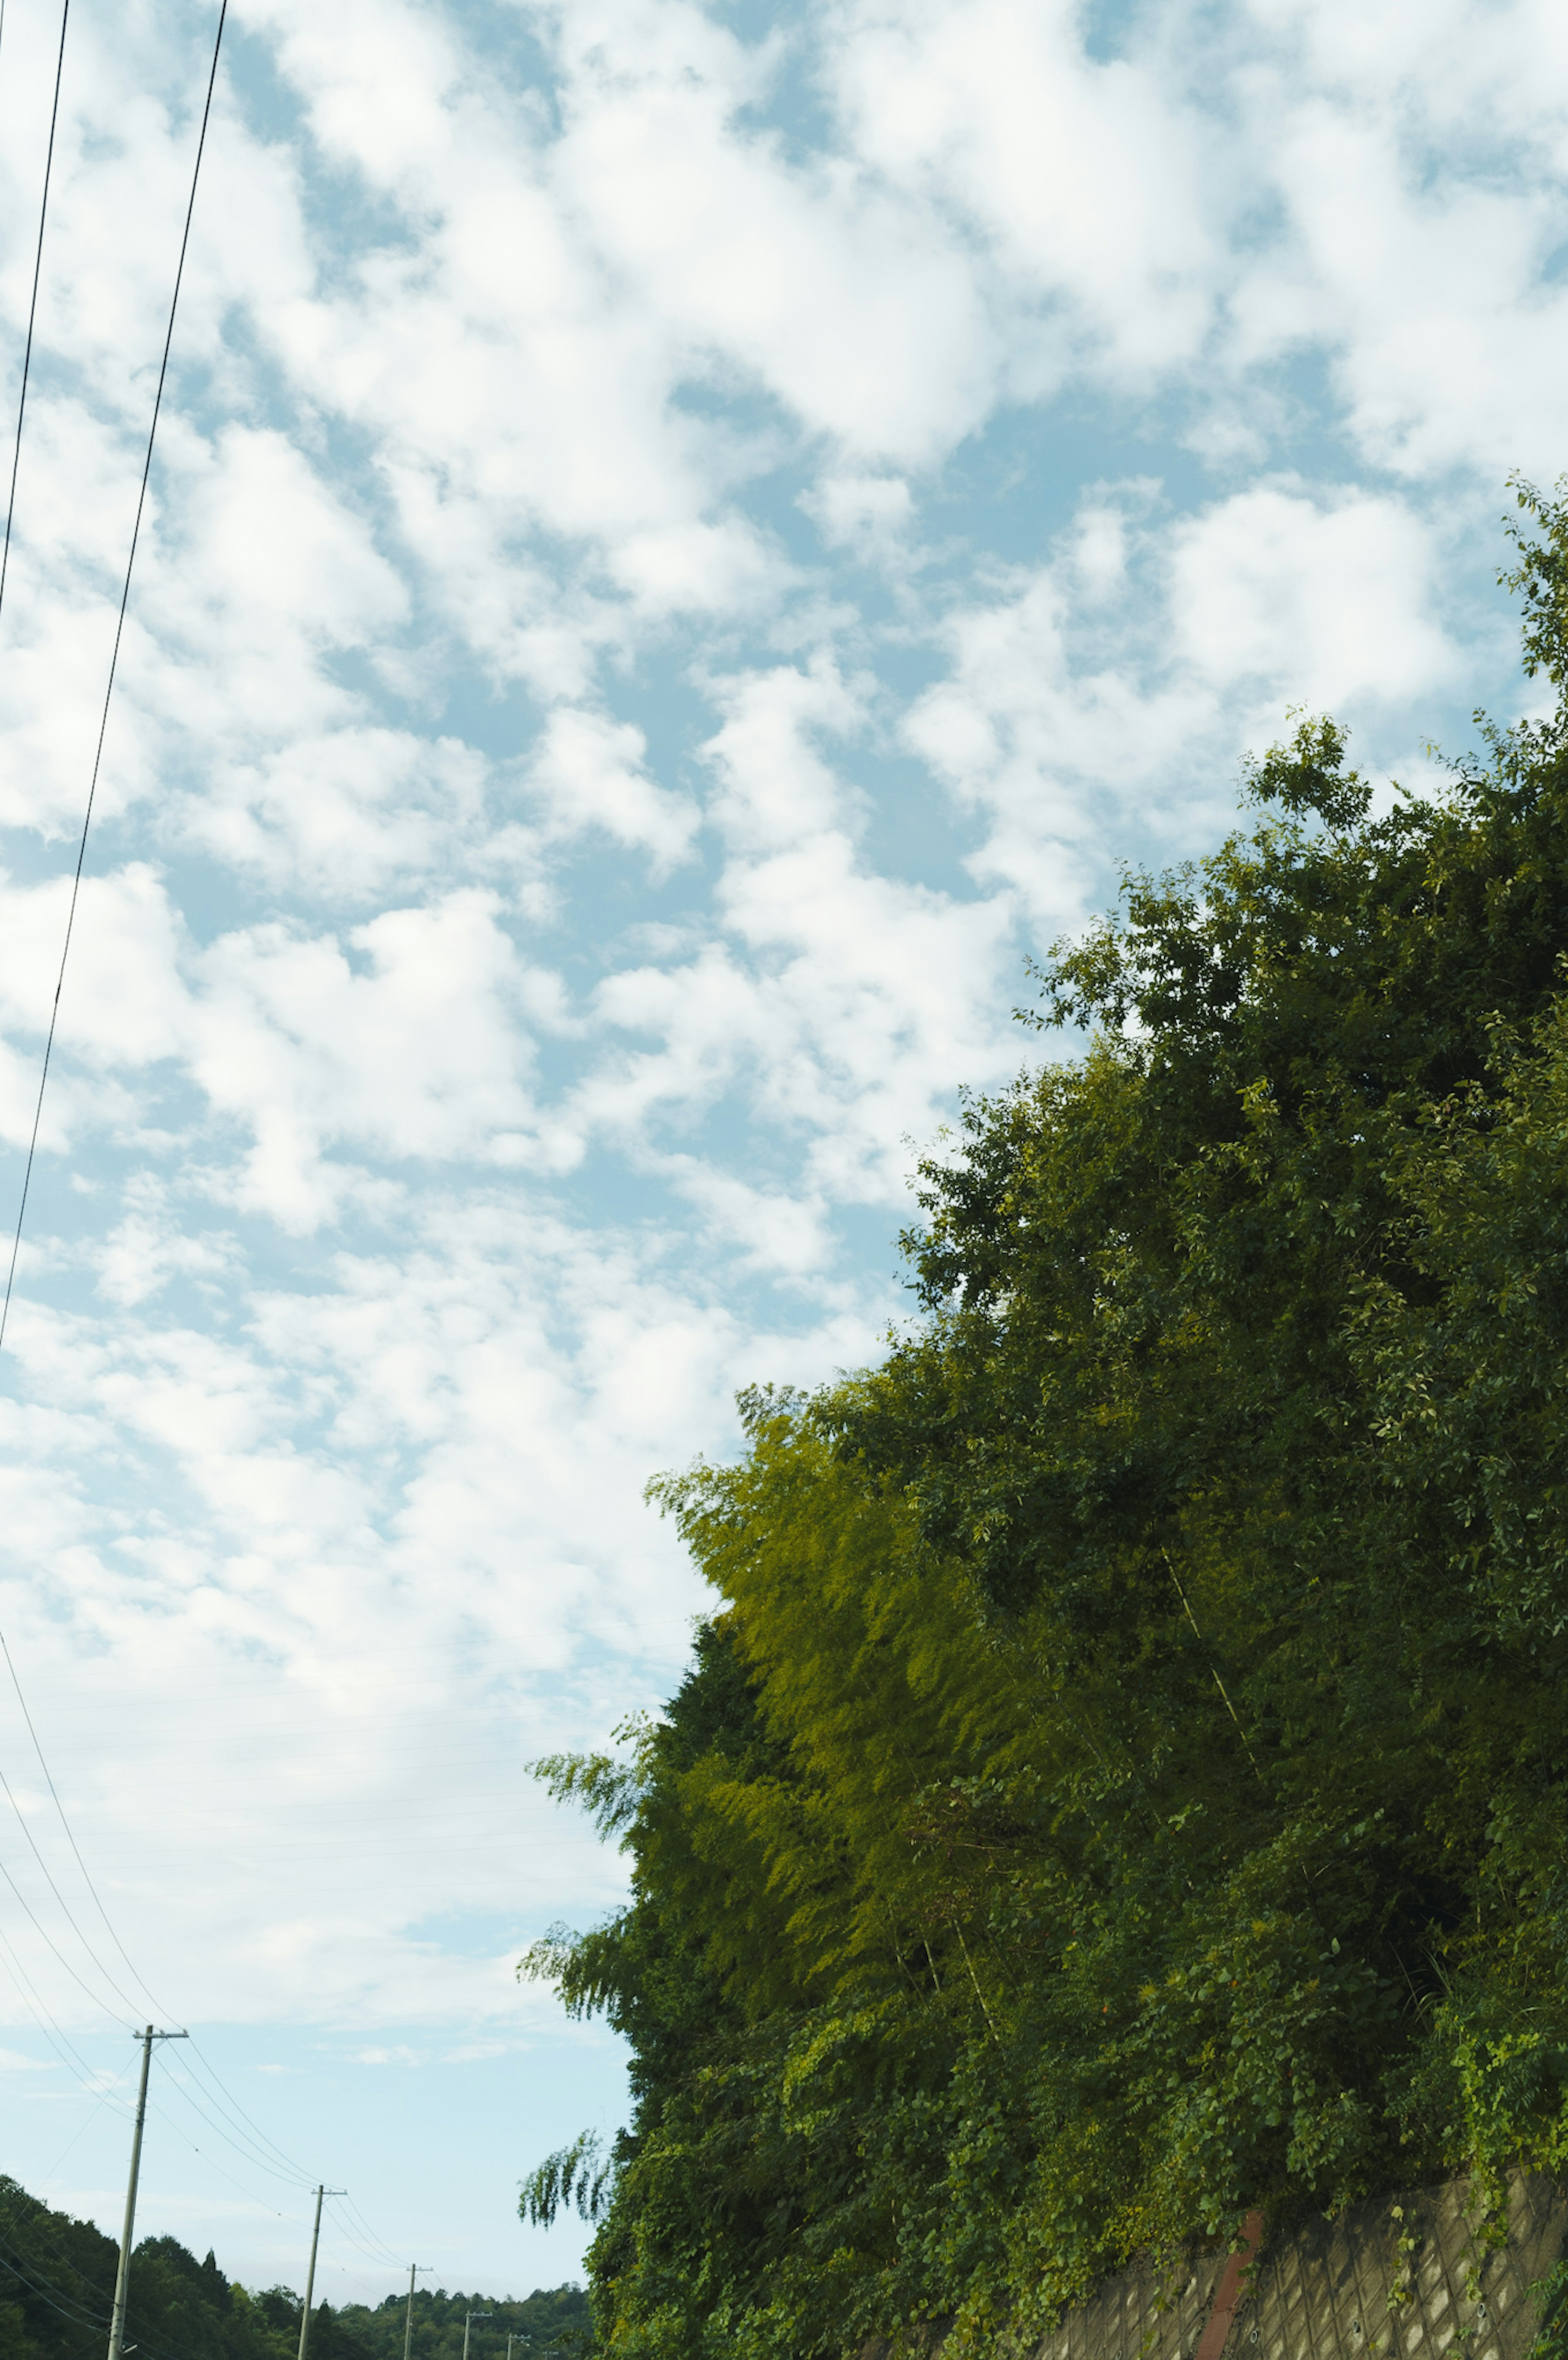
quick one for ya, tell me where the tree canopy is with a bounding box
[521,483,1568,2359]
[0,2178,589,2360]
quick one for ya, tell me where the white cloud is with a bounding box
[526,707,698,873]
[830,0,1219,381]
[905,479,1461,919]
[187,892,562,1226]
[0,0,1559,2280]
[1167,483,1455,703]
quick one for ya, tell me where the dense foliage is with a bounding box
[334,2284,589,2360]
[0,2176,323,2360]
[0,2179,588,2360]
[521,484,1568,2358]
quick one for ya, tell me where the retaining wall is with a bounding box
[873,2169,1567,2360]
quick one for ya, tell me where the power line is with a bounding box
[179,2033,323,2185]
[0,1651,414,2270]
[0,1660,343,2210]
[0,1747,148,2019]
[4,1631,314,2180]
[30,2050,138,2188]
[325,2196,408,2275]
[0,1623,334,2198]
[0,1905,137,2106]
[340,2192,410,2266]
[150,2071,318,2191]
[142,2090,314,2220]
[0,1831,135,2025]
[0,0,228,1352]
[0,0,69,643]
[0,1626,165,2010]
[0,12,411,2288]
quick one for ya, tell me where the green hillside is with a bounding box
[0,2178,589,2360]
[334,2286,589,2360]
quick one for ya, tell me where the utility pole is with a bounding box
[107,2025,188,2360]
[462,2309,492,2360]
[296,2185,347,2360]
[402,2265,430,2360]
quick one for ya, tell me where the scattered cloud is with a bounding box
[0,0,1550,2126]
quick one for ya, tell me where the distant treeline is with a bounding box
[0,2177,589,2360]
[335,2286,590,2360]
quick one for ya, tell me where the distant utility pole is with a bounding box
[462,2307,492,2360]
[107,2025,188,2360]
[297,2185,347,2360]
[403,2265,430,2360]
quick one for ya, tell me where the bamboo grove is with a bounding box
[521,483,1568,2359]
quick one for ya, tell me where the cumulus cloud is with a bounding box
[0,0,1557,2271]
[526,706,698,872]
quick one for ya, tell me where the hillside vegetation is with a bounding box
[0,2178,588,2360]
[522,482,1568,2359]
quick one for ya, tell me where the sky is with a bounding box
[0,0,1564,2308]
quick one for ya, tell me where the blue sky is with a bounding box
[0,0,1561,2300]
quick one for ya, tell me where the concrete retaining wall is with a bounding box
[878,2169,1567,2360]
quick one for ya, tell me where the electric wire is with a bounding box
[0,1833,135,2024]
[0,1751,147,2019]
[0,1687,412,2267]
[0,1907,136,2109]
[0,0,227,1352]
[0,0,424,2160]
[0,2242,111,2338]
[177,2034,323,2186]
[0,0,379,2126]
[0,2217,289,2360]
[0,0,68,643]
[0,2064,346,2360]
[149,2072,318,2192]
[0,1626,163,2008]
[30,2050,138,2186]
[0,2074,340,2360]
[338,2193,409,2267]
[142,2090,314,2219]
[0,1704,328,2191]
[0,1622,336,2199]
[325,2195,407,2273]
[325,2215,409,2278]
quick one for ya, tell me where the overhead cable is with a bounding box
[0,0,69,640]
[0,1624,331,2193]
[0,0,228,1351]
[0,1749,147,2019]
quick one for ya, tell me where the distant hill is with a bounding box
[333,2286,588,2360]
[0,2178,590,2360]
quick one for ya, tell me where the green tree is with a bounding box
[332,2286,591,2360]
[523,483,1568,2358]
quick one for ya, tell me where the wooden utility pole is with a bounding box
[297,2184,346,2360]
[403,2264,430,2360]
[107,2025,188,2360]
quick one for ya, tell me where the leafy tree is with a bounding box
[0,2179,588,2360]
[0,2180,294,2360]
[333,2285,591,2360]
[523,482,1568,2358]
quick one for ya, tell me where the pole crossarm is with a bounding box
[297,2186,349,2360]
[106,2027,189,2360]
[403,2264,431,2360]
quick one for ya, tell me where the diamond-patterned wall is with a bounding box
[1232,2170,1565,2360]
[865,2170,1566,2359]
